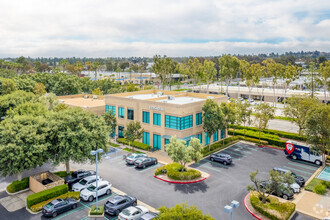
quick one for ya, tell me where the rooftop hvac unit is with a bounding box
[92,95,98,99]
[168,95,174,100]
[59,100,64,103]
[157,92,164,97]
[84,95,89,99]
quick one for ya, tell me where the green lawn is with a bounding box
[122,148,144,154]
[109,142,120,148]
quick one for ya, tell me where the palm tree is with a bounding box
[92,62,100,80]
[60,59,69,73]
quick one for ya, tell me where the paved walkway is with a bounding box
[0,190,32,212]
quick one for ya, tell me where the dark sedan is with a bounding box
[104,195,137,216]
[210,153,232,165]
[260,181,294,200]
[134,157,158,169]
[42,198,77,218]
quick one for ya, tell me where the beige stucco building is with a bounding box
[105,90,227,151]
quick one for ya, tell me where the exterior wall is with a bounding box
[105,90,227,151]
[29,172,64,193]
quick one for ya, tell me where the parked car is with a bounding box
[42,198,78,218]
[64,170,96,189]
[209,153,232,165]
[118,206,149,220]
[272,167,305,187]
[260,181,294,200]
[72,175,101,192]
[125,153,148,165]
[80,180,112,202]
[134,157,158,169]
[139,212,159,220]
[104,195,137,216]
[247,98,254,103]
[238,97,244,102]
[284,182,301,194]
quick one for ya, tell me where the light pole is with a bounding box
[90,148,103,211]
[224,200,240,220]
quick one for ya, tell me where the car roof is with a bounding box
[140,212,158,219]
[125,206,138,213]
[91,180,109,186]
[82,175,97,181]
[51,198,63,204]
[108,195,127,203]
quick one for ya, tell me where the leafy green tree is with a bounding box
[202,99,224,150]
[13,76,36,92]
[0,90,36,117]
[33,82,47,96]
[38,93,59,110]
[53,103,69,112]
[166,136,192,172]
[246,63,263,99]
[307,62,317,98]
[126,83,139,92]
[317,60,330,104]
[237,100,252,136]
[218,55,240,97]
[304,104,330,166]
[253,103,275,143]
[15,56,30,74]
[124,121,144,152]
[48,108,109,173]
[104,111,117,137]
[220,102,237,144]
[202,60,217,93]
[158,203,214,220]
[152,55,176,90]
[238,59,250,97]
[247,170,270,204]
[187,137,203,164]
[92,87,103,96]
[282,64,301,104]
[0,115,50,180]
[92,62,100,80]
[0,77,17,95]
[59,59,69,72]
[284,95,319,135]
[107,87,126,94]
[7,102,47,117]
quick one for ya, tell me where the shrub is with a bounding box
[6,177,29,193]
[90,206,104,215]
[155,163,201,180]
[53,171,73,178]
[237,136,268,145]
[27,184,68,208]
[117,138,151,151]
[122,148,143,154]
[201,136,239,156]
[250,191,295,220]
[313,184,327,195]
[110,142,120,148]
[30,191,80,212]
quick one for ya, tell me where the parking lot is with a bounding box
[0,143,319,220]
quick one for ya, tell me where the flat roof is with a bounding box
[127,93,167,100]
[157,96,205,105]
[60,97,105,108]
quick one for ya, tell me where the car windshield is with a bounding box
[72,173,78,178]
[79,179,88,185]
[106,201,115,206]
[45,202,54,209]
[122,209,131,216]
[87,185,96,191]
[127,155,135,159]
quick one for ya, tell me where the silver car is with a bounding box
[72,175,101,192]
[125,153,147,165]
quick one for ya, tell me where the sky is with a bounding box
[0,0,330,58]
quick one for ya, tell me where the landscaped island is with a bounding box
[155,163,201,181]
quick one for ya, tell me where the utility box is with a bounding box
[29,171,64,193]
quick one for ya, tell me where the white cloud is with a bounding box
[0,0,329,57]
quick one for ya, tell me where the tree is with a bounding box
[73,61,84,77]
[317,60,330,104]
[282,63,300,105]
[247,170,270,204]
[237,100,252,136]
[48,108,109,173]
[92,87,103,96]
[53,103,69,112]
[284,95,319,135]
[238,59,250,98]
[13,76,36,92]
[202,60,217,93]
[218,55,240,97]
[38,93,59,110]
[0,90,36,117]
[92,62,100,80]
[124,121,144,152]
[246,63,263,99]
[158,203,214,220]
[0,77,17,95]
[304,105,330,166]
[165,136,192,172]
[104,111,117,137]
[0,115,50,180]
[187,137,203,164]
[6,102,47,118]
[33,82,47,96]
[253,103,275,143]
[220,102,237,144]
[59,59,69,72]
[152,55,176,90]
[202,99,224,150]
[307,62,317,98]
[126,83,139,92]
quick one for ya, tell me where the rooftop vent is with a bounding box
[84,95,89,99]
[92,95,98,99]
[157,92,164,97]
[168,95,175,100]
[59,100,64,103]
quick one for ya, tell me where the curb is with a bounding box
[154,173,210,184]
[26,206,42,215]
[6,187,30,196]
[244,193,263,220]
[259,145,283,151]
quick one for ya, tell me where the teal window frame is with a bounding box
[127,109,134,120]
[205,132,210,145]
[213,131,219,142]
[196,113,202,125]
[143,132,150,145]
[196,133,202,144]
[153,134,161,150]
[106,105,116,116]
[221,129,226,139]
[153,113,161,126]
[165,115,193,130]
[142,111,150,124]
[118,126,124,138]
[118,107,125,118]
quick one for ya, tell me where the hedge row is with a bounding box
[90,206,104,215]
[6,177,29,193]
[117,138,151,151]
[27,184,69,208]
[30,191,80,212]
[228,129,287,148]
[155,163,201,180]
[53,171,73,178]
[201,136,240,157]
[305,178,330,195]
[250,191,295,220]
[230,125,306,141]
[237,136,268,145]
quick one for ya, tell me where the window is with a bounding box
[165,139,170,145]
[105,105,116,116]
[153,113,161,126]
[143,132,150,145]
[153,134,161,150]
[205,132,210,145]
[196,133,202,144]
[213,131,219,142]
[127,109,134,120]
[142,111,150,124]
[118,126,124,138]
[165,115,193,130]
[221,129,225,139]
[196,113,202,125]
[118,107,124,118]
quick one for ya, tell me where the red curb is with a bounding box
[258,145,283,151]
[154,173,211,184]
[244,193,263,220]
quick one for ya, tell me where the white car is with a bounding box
[72,175,101,192]
[285,182,301,193]
[118,206,149,220]
[238,97,244,101]
[80,180,112,202]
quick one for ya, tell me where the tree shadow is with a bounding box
[173,181,209,194]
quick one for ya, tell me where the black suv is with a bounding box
[260,181,294,200]
[64,170,96,190]
[210,153,232,165]
[272,167,305,187]
[104,195,137,216]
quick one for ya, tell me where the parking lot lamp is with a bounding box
[224,200,239,220]
[90,148,104,211]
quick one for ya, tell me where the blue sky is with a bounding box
[0,0,329,57]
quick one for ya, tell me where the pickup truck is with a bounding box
[64,170,96,190]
